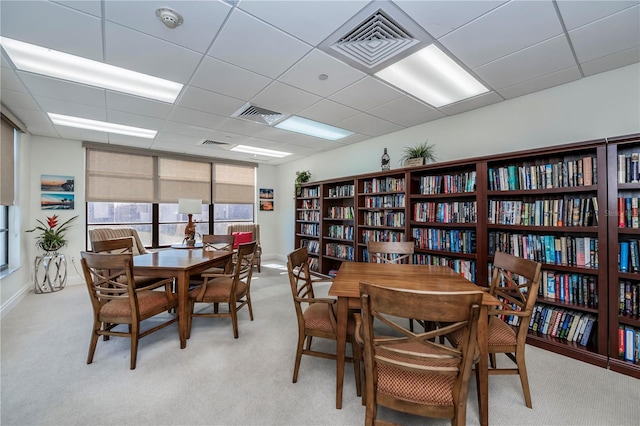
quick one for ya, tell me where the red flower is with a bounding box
[47,215,59,229]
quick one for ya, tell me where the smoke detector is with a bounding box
[156,8,183,29]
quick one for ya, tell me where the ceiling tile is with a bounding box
[161,121,217,139]
[1,64,27,92]
[218,117,271,137]
[108,133,154,149]
[107,110,166,131]
[105,21,202,83]
[106,92,174,120]
[329,76,404,111]
[394,109,447,128]
[438,91,503,115]
[177,86,246,117]
[53,1,102,17]
[4,106,59,137]
[367,96,437,124]
[496,66,582,99]
[154,132,203,147]
[556,0,639,30]
[394,0,507,38]
[55,126,109,142]
[338,113,403,137]
[440,1,563,68]
[2,88,40,110]
[569,5,640,63]
[168,106,227,129]
[474,35,576,89]
[0,0,103,61]
[278,49,366,97]
[250,81,321,115]
[298,99,360,125]
[206,9,312,79]
[191,56,272,100]
[105,0,231,53]
[580,46,640,76]
[16,72,106,108]
[35,96,106,121]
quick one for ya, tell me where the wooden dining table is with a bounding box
[328,262,500,426]
[132,248,233,349]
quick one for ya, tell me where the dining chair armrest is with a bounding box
[296,296,335,305]
[353,312,364,346]
[487,307,531,317]
[309,270,334,281]
[200,272,233,279]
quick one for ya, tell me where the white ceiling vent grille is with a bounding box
[232,104,284,126]
[200,139,229,146]
[329,9,419,69]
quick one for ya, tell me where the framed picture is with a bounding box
[259,188,274,199]
[260,200,274,211]
[41,193,75,210]
[41,175,74,192]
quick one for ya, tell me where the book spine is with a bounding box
[618,154,626,183]
[620,241,630,273]
[624,327,635,362]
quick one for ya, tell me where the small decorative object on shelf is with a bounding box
[381,148,390,171]
[295,170,312,196]
[399,140,437,167]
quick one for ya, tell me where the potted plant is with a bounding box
[295,170,311,196]
[26,214,78,254]
[399,140,437,167]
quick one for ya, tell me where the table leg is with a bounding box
[177,271,189,349]
[477,305,489,426]
[335,297,348,409]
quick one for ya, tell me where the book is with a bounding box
[583,156,593,186]
[618,154,627,183]
[592,196,599,225]
[632,153,639,183]
[633,197,639,228]
[619,197,626,227]
[580,317,596,347]
[624,327,635,362]
[620,241,630,272]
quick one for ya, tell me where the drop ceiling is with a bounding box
[1,0,638,165]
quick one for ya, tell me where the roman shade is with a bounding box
[1,115,17,206]
[213,163,255,204]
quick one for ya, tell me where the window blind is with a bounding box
[158,158,211,203]
[86,150,154,202]
[0,116,16,206]
[213,163,255,204]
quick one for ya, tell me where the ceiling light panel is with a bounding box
[275,116,354,141]
[48,113,157,139]
[230,144,291,158]
[0,37,183,103]
[375,44,489,107]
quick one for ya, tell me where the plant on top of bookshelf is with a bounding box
[399,140,437,167]
[295,170,311,196]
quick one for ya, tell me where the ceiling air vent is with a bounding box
[232,104,284,126]
[200,139,229,146]
[329,9,419,69]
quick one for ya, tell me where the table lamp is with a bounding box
[178,198,202,245]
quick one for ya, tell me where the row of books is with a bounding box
[488,156,596,191]
[299,187,319,198]
[362,211,405,227]
[619,280,640,317]
[363,194,405,208]
[617,153,640,184]
[529,304,596,346]
[541,271,598,308]
[299,223,319,237]
[362,177,405,193]
[413,201,477,224]
[325,243,354,260]
[418,171,476,195]
[616,197,640,228]
[300,239,320,255]
[617,326,640,364]
[361,230,406,244]
[326,206,354,219]
[299,199,319,209]
[412,228,476,254]
[619,240,640,272]
[327,225,354,240]
[327,184,354,197]
[297,211,320,221]
[415,254,477,283]
[489,233,599,268]
[487,197,598,227]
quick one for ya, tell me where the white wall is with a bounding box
[274,63,640,261]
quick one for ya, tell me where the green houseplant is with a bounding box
[26,214,78,253]
[399,141,437,166]
[295,170,312,196]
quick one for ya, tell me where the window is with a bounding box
[87,202,153,246]
[159,202,210,246]
[213,204,254,235]
[0,205,8,271]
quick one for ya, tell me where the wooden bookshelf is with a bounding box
[294,184,321,272]
[322,179,355,276]
[607,134,640,379]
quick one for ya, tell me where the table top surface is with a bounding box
[171,242,203,249]
[328,262,500,305]
[133,248,232,270]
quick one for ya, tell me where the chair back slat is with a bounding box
[367,241,414,264]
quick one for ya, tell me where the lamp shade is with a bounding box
[178,198,202,214]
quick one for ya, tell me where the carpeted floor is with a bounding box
[1,261,639,425]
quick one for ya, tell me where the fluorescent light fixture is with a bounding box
[375,44,488,108]
[275,116,354,141]
[0,37,183,103]
[48,113,157,139]
[230,144,291,158]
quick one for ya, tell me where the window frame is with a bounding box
[0,205,8,271]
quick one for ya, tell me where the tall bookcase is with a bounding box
[607,134,640,379]
[292,133,640,377]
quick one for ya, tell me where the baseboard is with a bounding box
[0,283,31,319]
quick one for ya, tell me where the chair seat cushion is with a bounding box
[189,277,248,302]
[232,232,253,249]
[376,340,455,406]
[487,316,517,346]
[303,303,356,335]
[100,290,174,321]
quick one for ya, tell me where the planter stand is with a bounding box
[34,253,67,293]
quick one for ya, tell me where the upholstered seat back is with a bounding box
[89,228,149,255]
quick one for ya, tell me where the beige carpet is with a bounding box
[1,261,639,425]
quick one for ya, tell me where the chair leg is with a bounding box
[130,323,139,370]
[246,293,254,321]
[292,331,305,383]
[87,322,100,364]
[351,341,362,397]
[214,302,219,314]
[409,318,414,332]
[187,299,195,339]
[489,353,497,369]
[230,302,239,338]
[516,350,532,408]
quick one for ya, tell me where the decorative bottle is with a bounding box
[381,148,390,171]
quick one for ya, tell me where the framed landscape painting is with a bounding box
[259,188,274,199]
[260,200,274,211]
[41,175,74,192]
[41,193,75,210]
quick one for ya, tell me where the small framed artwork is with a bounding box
[259,188,274,199]
[41,193,75,210]
[41,175,74,192]
[260,200,274,211]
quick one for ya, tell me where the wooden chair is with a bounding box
[200,234,235,275]
[286,247,361,395]
[188,241,257,339]
[227,223,261,272]
[367,241,414,264]
[90,237,160,289]
[448,251,542,408]
[89,227,149,255]
[80,251,177,370]
[357,282,483,426]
